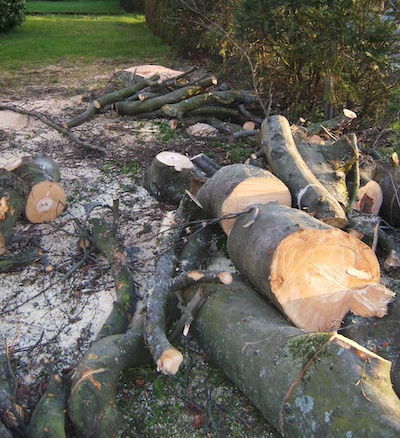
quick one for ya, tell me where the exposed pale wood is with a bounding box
[227,203,394,331]
[354,180,384,215]
[144,151,195,205]
[196,164,292,235]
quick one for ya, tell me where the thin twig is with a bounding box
[0,104,109,155]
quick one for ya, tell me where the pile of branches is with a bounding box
[65,67,264,136]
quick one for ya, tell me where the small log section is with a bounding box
[227,203,395,331]
[0,170,29,255]
[12,158,66,224]
[144,151,196,205]
[261,115,348,228]
[196,163,292,235]
[186,280,400,436]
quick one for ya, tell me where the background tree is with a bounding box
[0,0,26,33]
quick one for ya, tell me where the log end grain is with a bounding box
[270,228,394,331]
[156,348,184,376]
[25,181,66,223]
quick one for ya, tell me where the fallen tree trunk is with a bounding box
[227,203,394,331]
[185,280,400,437]
[305,108,357,135]
[196,163,292,235]
[292,130,359,212]
[261,115,348,228]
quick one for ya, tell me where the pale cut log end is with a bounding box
[187,271,205,281]
[350,284,395,318]
[354,180,383,216]
[156,151,194,172]
[271,228,389,331]
[221,177,292,235]
[218,272,233,285]
[4,155,32,172]
[343,108,357,119]
[243,121,255,131]
[156,348,184,375]
[25,181,66,223]
[93,100,101,109]
[0,234,6,256]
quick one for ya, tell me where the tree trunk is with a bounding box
[196,163,292,235]
[186,280,400,437]
[306,109,357,135]
[261,115,348,228]
[227,203,394,332]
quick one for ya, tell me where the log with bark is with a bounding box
[305,108,357,135]
[358,154,400,227]
[261,115,348,228]
[196,163,292,235]
[11,157,66,224]
[144,151,201,205]
[0,169,29,256]
[227,203,395,332]
[183,280,400,437]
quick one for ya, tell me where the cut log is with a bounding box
[292,129,359,211]
[196,164,292,235]
[353,180,384,215]
[0,170,29,255]
[144,151,196,205]
[261,115,348,227]
[359,155,400,227]
[185,280,400,436]
[12,159,66,224]
[227,203,395,331]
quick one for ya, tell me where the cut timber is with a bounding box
[185,281,400,436]
[144,151,195,205]
[0,169,29,255]
[359,155,400,227]
[227,203,395,331]
[261,115,348,227]
[196,164,292,235]
[354,180,384,215]
[13,159,66,223]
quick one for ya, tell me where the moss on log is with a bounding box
[186,281,400,436]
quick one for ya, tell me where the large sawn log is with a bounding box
[196,163,292,235]
[185,280,400,437]
[227,203,394,332]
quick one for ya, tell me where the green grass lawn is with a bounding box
[0,14,170,70]
[27,0,124,14]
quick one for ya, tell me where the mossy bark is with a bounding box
[186,281,400,437]
[68,316,151,438]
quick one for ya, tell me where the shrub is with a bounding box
[0,0,26,33]
[120,0,145,13]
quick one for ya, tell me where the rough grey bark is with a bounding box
[186,281,400,437]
